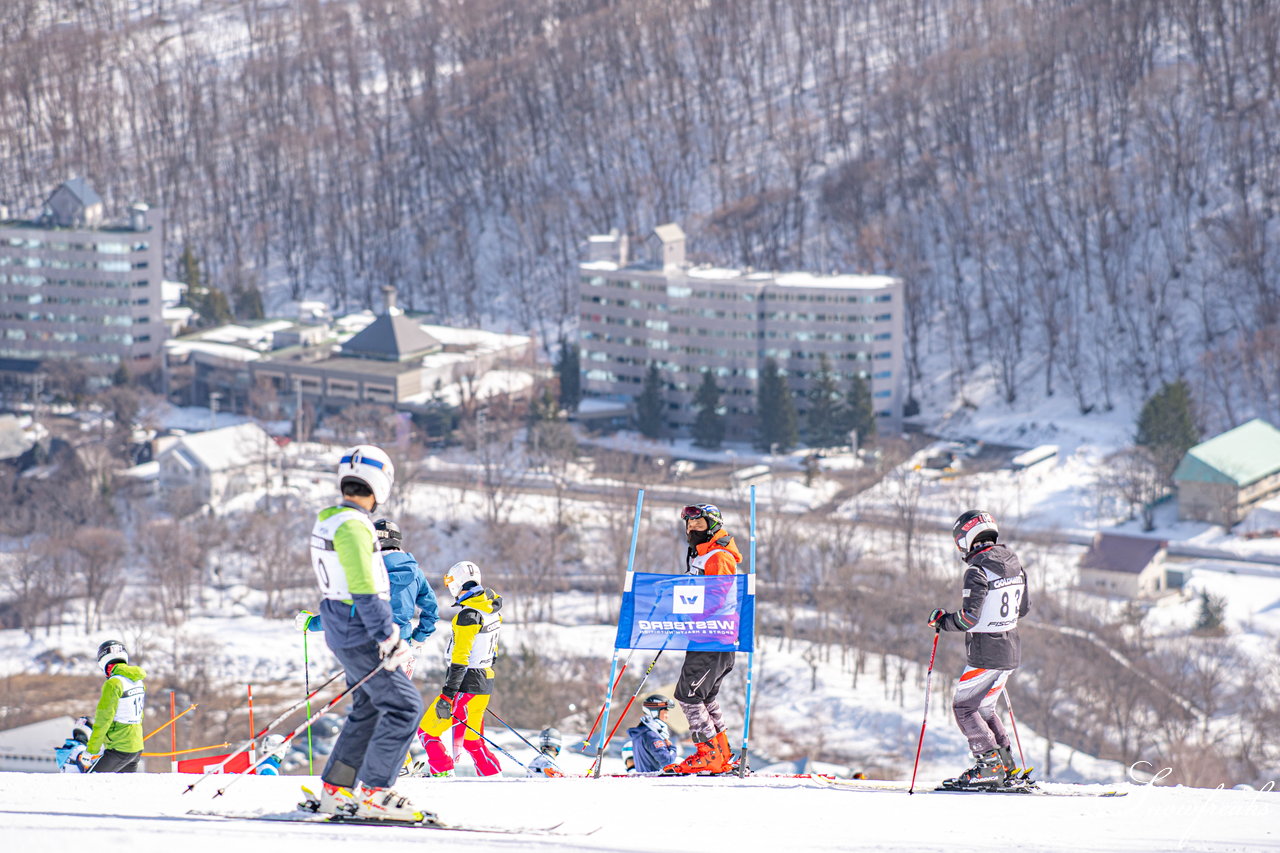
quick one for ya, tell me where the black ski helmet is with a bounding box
[642,693,672,718]
[72,716,93,744]
[952,510,999,554]
[681,504,724,536]
[96,639,128,674]
[538,727,562,754]
[373,518,402,551]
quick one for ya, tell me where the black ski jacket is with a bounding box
[939,543,1030,670]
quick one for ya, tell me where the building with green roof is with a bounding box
[1174,418,1280,526]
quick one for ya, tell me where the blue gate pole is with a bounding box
[737,484,758,777]
[592,488,645,778]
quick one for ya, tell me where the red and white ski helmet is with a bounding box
[444,560,482,600]
[337,445,395,507]
[952,509,998,553]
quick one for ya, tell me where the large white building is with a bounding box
[0,179,165,384]
[578,224,905,440]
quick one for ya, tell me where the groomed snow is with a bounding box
[4,769,1275,853]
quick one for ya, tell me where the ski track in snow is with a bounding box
[3,771,1276,853]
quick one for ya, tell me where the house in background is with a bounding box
[156,422,277,509]
[1174,419,1280,527]
[1078,533,1170,598]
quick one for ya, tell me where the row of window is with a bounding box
[0,347,123,364]
[0,292,149,308]
[586,361,890,387]
[583,369,897,405]
[583,275,896,305]
[1,310,149,326]
[3,238,149,252]
[581,298,893,327]
[2,274,153,288]
[584,332,892,363]
[2,328,149,345]
[0,257,150,272]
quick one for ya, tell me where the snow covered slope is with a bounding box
[5,770,1275,853]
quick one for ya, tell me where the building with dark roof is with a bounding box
[1174,419,1280,527]
[1078,533,1169,598]
[164,287,537,423]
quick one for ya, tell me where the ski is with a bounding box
[187,809,590,836]
[815,775,1127,798]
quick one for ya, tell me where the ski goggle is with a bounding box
[681,505,709,520]
[341,454,386,469]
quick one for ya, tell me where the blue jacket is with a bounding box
[310,549,439,642]
[626,717,678,773]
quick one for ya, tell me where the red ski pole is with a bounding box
[909,628,941,795]
[1003,689,1025,770]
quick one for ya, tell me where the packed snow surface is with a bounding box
[3,770,1275,853]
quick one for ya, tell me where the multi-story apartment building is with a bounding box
[578,224,905,441]
[0,178,166,384]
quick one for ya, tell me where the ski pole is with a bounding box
[181,667,344,794]
[581,652,632,750]
[591,488,645,776]
[1003,689,1025,770]
[909,628,941,795]
[485,708,563,771]
[591,647,667,776]
[304,629,314,774]
[208,660,391,798]
[737,483,759,778]
[446,709,527,769]
[143,742,230,757]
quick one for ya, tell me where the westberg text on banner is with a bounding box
[614,572,755,652]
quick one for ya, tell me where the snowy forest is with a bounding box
[2,0,1279,429]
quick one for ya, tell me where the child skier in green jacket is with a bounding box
[86,639,146,773]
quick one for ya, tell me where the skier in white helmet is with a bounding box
[302,445,425,821]
[414,559,503,777]
[526,727,565,778]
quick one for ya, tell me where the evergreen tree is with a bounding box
[179,243,201,291]
[555,338,581,410]
[806,353,842,446]
[1136,379,1199,483]
[840,371,877,448]
[692,370,725,449]
[233,282,265,320]
[636,364,664,439]
[178,244,233,327]
[756,358,798,452]
[1193,591,1227,635]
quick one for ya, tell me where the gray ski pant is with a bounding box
[952,666,1013,754]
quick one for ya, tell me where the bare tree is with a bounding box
[71,527,128,632]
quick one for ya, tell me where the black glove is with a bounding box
[928,608,948,628]
[434,695,453,719]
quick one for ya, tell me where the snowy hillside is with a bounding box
[6,770,1276,853]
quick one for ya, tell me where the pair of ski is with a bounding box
[816,772,1128,798]
[187,787,595,837]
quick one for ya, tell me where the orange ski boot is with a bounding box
[710,731,733,774]
[663,740,718,774]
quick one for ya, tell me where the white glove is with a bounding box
[378,634,413,673]
[294,610,316,631]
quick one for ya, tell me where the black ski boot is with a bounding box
[946,749,1006,789]
[996,745,1017,778]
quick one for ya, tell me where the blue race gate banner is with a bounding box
[614,572,756,652]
